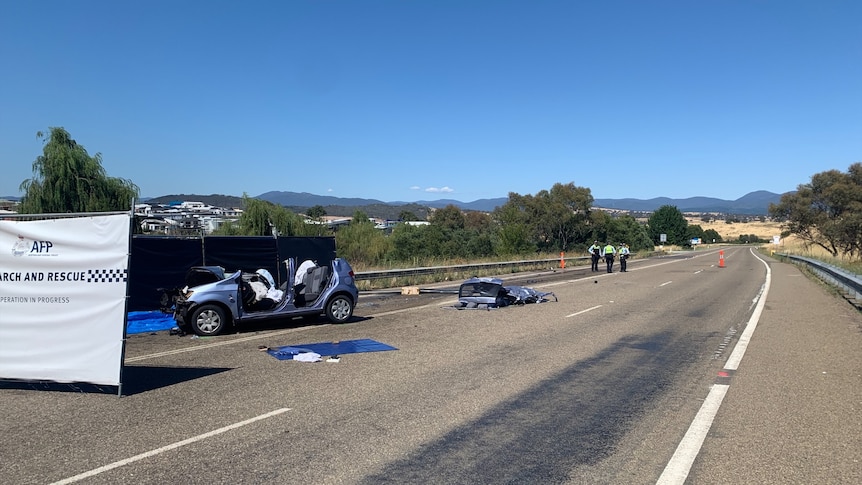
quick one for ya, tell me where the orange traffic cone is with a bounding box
[718,250,725,268]
[560,251,566,269]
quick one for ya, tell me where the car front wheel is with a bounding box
[190,304,228,336]
[325,295,354,323]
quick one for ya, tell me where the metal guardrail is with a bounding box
[775,253,862,305]
[354,256,590,282]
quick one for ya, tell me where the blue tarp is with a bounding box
[267,339,398,360]
[127,311,176,334]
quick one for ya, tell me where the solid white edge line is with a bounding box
[565,305,603,318]
[656,248,772,484]
[49,408,291,485]
[656,384,729,485]
[724,250,771,371]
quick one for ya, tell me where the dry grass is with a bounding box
[691,217,861,273]
[691,218,782,242]
[694,217,815,254]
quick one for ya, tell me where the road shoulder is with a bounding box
[690,257,862,483]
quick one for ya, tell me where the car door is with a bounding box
[232,271,247,319]
[282,257,297,306]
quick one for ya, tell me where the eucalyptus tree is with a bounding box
[428,204,466,230]
[387,223,431,263]
[425,205,496,259]
[464,210,493,231]
[607,214,653,251]
[494,182,593,254]
[398,210,419,222]
[769,163,862,258]
[492,193,536,255]
[306,205,327,219]
[18,127,139,213]
[684,224,706,247]
[538,182,594,252]
[647,205,688,245]
[588,210,613,245]
[703,228,722,244]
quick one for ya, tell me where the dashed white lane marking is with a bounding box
[659,281,673,287]
[128,253,710,362]
[565,305,603,318]
[656,248,772,484]
[540,257,686,289]
[50,408,291,485]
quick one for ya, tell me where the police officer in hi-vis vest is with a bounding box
[603,242,616,273]
[618,243,630,272]
[588,241,602,272]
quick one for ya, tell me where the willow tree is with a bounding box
[215,195,313,236]
[335,210,390,266]
[18,127,139,213]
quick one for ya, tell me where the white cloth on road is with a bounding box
[293,352,322,362]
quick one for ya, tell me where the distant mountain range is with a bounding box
[139,190,788,216]
[593,190,787,214]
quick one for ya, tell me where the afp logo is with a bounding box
[11,235,54,257]
[11,235,28,257]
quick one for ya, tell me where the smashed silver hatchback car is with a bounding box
[173,257,359,336]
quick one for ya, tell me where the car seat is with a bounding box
[240,278,257,309]
[296,266,331,306]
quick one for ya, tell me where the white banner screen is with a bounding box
[0,214,130,386]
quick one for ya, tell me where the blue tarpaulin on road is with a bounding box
[267,339,398,360]
[127,311,175,334]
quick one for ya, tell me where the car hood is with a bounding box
[186,270,241,292]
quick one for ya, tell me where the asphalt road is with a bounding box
[1,248,859,484]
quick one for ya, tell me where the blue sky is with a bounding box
[1,1,860,202]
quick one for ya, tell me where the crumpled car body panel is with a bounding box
[454,277,556,309]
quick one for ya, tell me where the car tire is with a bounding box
[325,295,354,323]
[190,304,228,336]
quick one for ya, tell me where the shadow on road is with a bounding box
[359,329,703,484]
[0,365,233,396]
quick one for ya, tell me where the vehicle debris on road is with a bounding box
[450,277,557,310]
